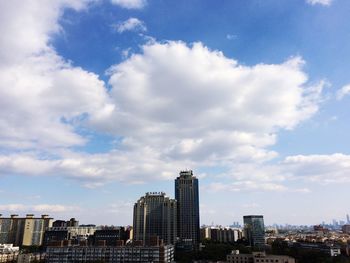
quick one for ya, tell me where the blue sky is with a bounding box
[0,0,350,226]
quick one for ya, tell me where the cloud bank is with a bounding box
[2,0,347,194]
[306,0,333,6]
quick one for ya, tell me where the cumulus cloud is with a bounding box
[306,0,333,6]
[115,18,147,33]
[95,41,323,166]
[336,84,350,100]
[110,0,147,9]
[0,1,113,150]
[0,0,327,190]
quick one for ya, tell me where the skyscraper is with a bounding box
[243,215,265,249]
[175,170,200,249]
[133,192,177,245]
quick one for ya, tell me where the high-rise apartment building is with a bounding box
[133,192,177,245]
[243,215,265,249]
[175,170,200,249]
[0,214,53,246]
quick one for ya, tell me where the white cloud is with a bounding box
[0,0,327,190]
[283,153,350,183]
[0,1,113,150]
[226,34,237,40]
[111,0,146,9]
[205,181,288,193]
[0,204,26,212]
[306,0,333,6]
[0,151,186,185]
[95,41,323,165]
[336,84,350,100]
[115,18,147,33]
[0,204,78,213]
[32,204,78,213]
[108,202,133,214]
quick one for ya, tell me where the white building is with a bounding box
[0,244,19,263]
[0,243,19,253]
[201,226,242,243]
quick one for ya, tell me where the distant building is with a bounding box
[0,244,19,263]
[52,220,66,228]
[175,170,200,249]
[201,226,242,243]
[43,225,97,246]
[0,243,19,253]
[293,242,341,257]
[227,250,295,263]
[243,215,265,248]
[91,227,128,246]
[17,253,46,263]
[45,241,174,263]
[342,224,350,234]
[52,218,79,228]
[313,225,329,233]
[133,192,177,245]
[0,214,53,246]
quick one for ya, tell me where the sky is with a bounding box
[0,0,350,226]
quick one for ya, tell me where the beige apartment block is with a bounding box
[0,214,53,246]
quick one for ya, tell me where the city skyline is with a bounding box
[1,0,350,226]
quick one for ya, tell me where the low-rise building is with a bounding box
[17,253,46,263]
[293,242,341,257]
[0,253,18,263]
[201,226,242,243]
[43,225,97,246]
[0,243,19,262]
[227,250,295,263]
[342,224,350,234]
[46,241,174,263]
[0,243,19,253]
[91,227,129,246]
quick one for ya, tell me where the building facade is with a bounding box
[91,227,128,246]
[0,214,53,246]
[243,215,265,248]
[175,170,200,249]
[0,243,19,263]
[227,251,295,263]
[342,224,350,234]
[17,253,46,263]
[46,243,174,263]
[44,225,97,246]
[201,226,242,243]
[133,192,177,245]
